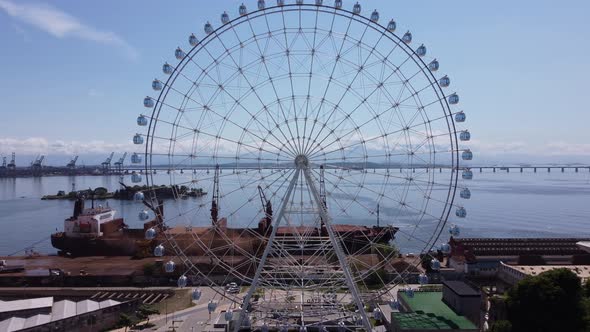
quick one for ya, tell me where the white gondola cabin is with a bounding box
[428,59,439,71]
[137,115,148,126]
[439,76,450,88]
[133,134,144,145]
[154,244,164,257]
[460,188,471,199]
[462,149,473,160]
[204,22,213,34]
[175,47,185,60]
[448,93,460,105]
[131,153,142,164]
[239,3,247,16]
[416,44,426,57]
[165,260,175,273]
[162,62,173,75]
[145,227,156,240]
[221,12,229,24]
[387,19,396,32]
[143,97,154,108]
[189,34,199,47]
[455,111,466,122]
[370,10,379,22]
[456,207,467,218]
[402,31,412,44]
[462,169,473,180]
[152,79,163,91]
[352,2,361,14]
[460,130,471,141]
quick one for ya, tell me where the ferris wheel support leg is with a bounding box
[302,167,373,332]
[235,169,301,332]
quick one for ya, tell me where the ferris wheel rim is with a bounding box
[138,0,467,312]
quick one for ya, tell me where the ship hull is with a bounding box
[52,226,397,257]
[51,232,141,256]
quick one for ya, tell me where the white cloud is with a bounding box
[544,142,590,156]
[1,136,588,166]
[0,0,138,59]
[0,137,133,156]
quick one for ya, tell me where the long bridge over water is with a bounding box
[0,164,588,178]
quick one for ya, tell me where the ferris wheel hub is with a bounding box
[294,154,309,169]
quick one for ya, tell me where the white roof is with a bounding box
[51,300,76,321]
[76,299,99,315]
[0,297,53,313]
[0,297,121,331]
[0,317,26,332]
[99,299,120,309]
[505,263,590,281]
[23,314,51,329]
[577,241,590,253]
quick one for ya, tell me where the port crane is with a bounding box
[66,156,78,169]
[101,152,114,174]
[31,155,44,175]
[7,153,15,171]
[113,152,127,173]
[0,157,6,176]
[31,155,45,167]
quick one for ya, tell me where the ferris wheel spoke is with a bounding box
[317,167,435,224]
[310,168,373,217]
[299,8,321,154]
[372,169,454,192]
[302,10,357,155]
[207,24,303,156]
[303,40,388,156]
[214,24,296,155]
[149,121,289,162]
[307,108,434,160]
[174,50,300,157]
[322,168,404,212]
[223,170,295,216]
[303,37,418,157]
[306,44,440,158]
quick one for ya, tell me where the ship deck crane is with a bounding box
[210,164,220,226]
[319,165,327,233]
[257,185,273,234]
[101,152,114,174]
[114,152,127,173]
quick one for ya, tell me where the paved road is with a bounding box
[150,287,233,332]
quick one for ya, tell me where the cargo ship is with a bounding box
[52,172,397,257]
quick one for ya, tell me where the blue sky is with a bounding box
[0,0,589,165]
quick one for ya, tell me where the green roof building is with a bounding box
[390,291,478,332]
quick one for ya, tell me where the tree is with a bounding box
[420,255,434,272]
[118,313,133,332]
[490,320,512,332]
[137,305,159,324]
[506,268,584,332]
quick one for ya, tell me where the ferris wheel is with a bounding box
[132,0,472,330]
